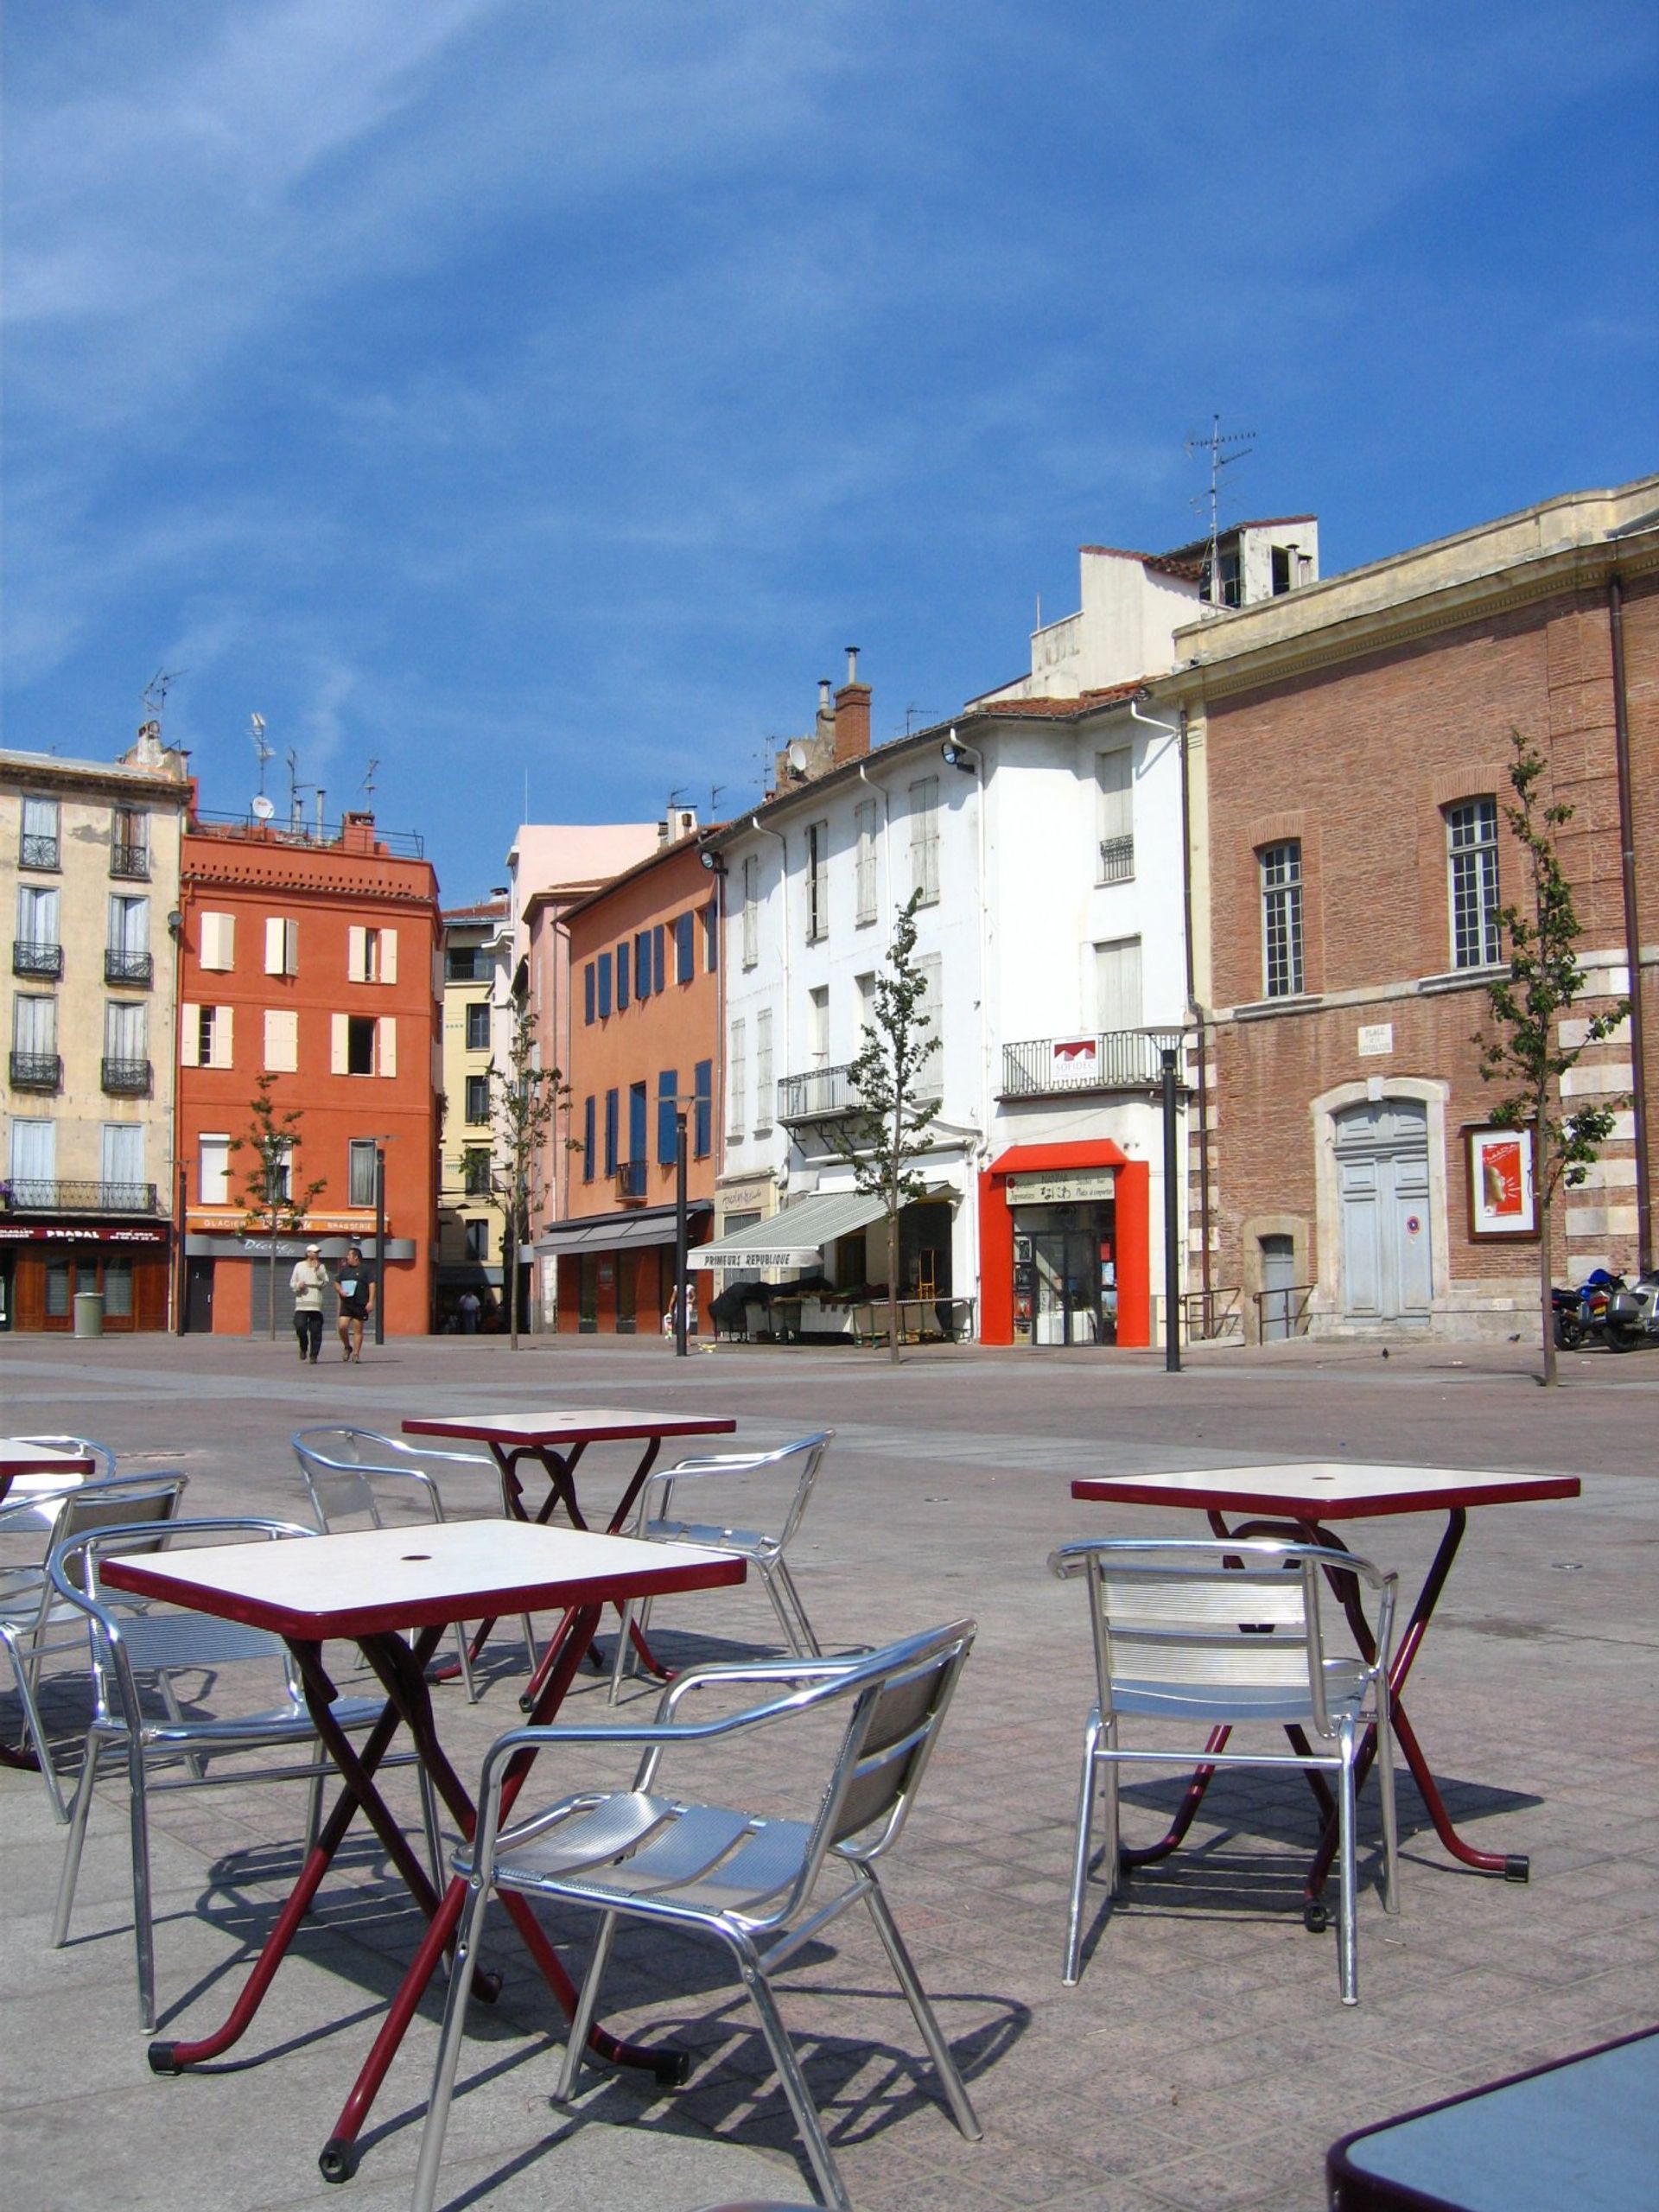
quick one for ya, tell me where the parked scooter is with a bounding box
[1552,1267,1659,1352]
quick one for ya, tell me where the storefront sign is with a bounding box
[1007,1169,1118,1205]
[1050,1038,1099,1078]
[0,1224,168,1243]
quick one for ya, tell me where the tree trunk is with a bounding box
[886,1200,900,1366]
[507,1216,520,1350]
[1537,1116,1556,1388]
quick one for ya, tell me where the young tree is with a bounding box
[486,1007,567,1349]
[834,890,943,1364]
[232,1071,327,1341]
[1473,730,1630,1386]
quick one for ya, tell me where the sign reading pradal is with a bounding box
[1007,1168,1118,1206]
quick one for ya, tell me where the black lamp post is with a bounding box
[673,1107,690,1358]
[1160,1046,1181,1374]
[372,1145,387,1347]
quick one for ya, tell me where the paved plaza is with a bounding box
[3,1329,1656,2211]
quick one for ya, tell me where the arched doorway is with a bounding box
[1333,1099,1432,1324]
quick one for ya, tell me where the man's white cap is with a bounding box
[305,1243,321,1254]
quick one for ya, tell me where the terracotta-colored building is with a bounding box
[175,810,442,1336]
[1164,474,1656,1341]
[549,832,722,1333]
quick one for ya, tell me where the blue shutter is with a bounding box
[583,963,595,1026]
[693,1058,712,1157]
[634,930,652,1001]
[628,1081,647,1164]
[617,940,630,1010]
[597,952,613,1019]
[604,1089,619,1177]
[653,924,666,993]
[582,1095,595,1182]
[657,1070,678,1166]
[675,912,694,982]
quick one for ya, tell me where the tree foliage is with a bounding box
[231,1071,327,1340]
[486,1007,567,1349]
[834,890,942,1363]
[1473,730,1630,1384]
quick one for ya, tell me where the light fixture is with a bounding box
[699,845,726,874]
[941,728,979,774]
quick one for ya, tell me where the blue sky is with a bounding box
[4,1,1656,899]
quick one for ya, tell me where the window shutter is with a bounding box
[201,912,235,969]
[180,1002,200,1067]
[331,1013,349,1074]
[264,917,285,975]
[347,925,367,982]
[380,928,397,983]
[264,1007,298,1072]
[378,1015,397,1077]
[211,1005,234,1070]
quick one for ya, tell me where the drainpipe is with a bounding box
[1609,575,1651,1271]
[753,813,791,1180]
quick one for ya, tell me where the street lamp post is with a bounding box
[1160,1046,1181,1374]
[372,1145,387,1346]
[673,1107,689,1358]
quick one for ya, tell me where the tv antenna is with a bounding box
[142,668,184,718]
[250,714,273,795]
[285,747,305,829]
[1185,413,1255,608]
[361,757,379,804]
[709,784,725,817]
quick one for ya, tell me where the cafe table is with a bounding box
[402,1407,737,1693]
[1069,1462,1580,1915]
[1,1438,97,1772]
[102,1517,745,2185]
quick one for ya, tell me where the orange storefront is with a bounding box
[977,1141,1151,1349]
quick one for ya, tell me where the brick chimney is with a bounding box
[832,645,870,767]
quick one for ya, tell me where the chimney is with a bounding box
[832,645,870,767]
[341,809,378,855]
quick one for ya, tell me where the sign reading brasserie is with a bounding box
[1007,1168,1117,1205]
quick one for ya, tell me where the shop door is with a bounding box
[1335,1101,1433,1323]
[249,1258,300,1336]
[1031,1223,1104,1346]
[185,1259,215,1333]
[1259,1234,1297,1340]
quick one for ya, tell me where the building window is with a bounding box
[349,1139,379,1206]
[199,910,236,970]
[741,855,760,968]
[8,1116,55,1198]
[1260,841,1305,999]
[331,1012,394,1076]
[198,1132,232,1205]
[702,899,718,972]
[855,969,876,1042]
[463,1218,490,1262]
[634,929,652,1001]
[16,883,60,973]
[657,1070,679,1165]
[1447,798,1502,969]
[629,1080,648,1166]
[754,1008,773,1132]
[446,944,489,982]
[102,1123,144,1195]
[1095,937,1143,1031]
[1096,750,1134,882]
[804,821,829,942]
[464,1072,490,1123]
[915,954,943,1100]
[582,1094,595,1182]
[107,895,152,983]
[596,950,613,1018]
[854,798,878,925]
[20,796,60,871]
[465,1001,491,1051]
[103,1000,149,1090]
[264,916,299,976]
[908,777,939,906]
[808,985,829,1068]
[617,939,631,1010]
[728,1018,746,1139]
[673,912,695,983]
[348,925,397,983]
[693,1059,712,1158]
[461,1147,491,1198]
[197,1002,232,1069]
[111,806,149,879]
[603,1088,619,1178]
[10,992,58,1088]
[347,1015,375,1075]
[583,962,596,1025]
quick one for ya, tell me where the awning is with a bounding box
[690,1188,888,1271]
[536,1205,709,1258]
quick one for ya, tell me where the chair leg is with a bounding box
[734,1944,853,2212]
[764,1557,822,1658]
[861,1869,982,2140]
[52,1730,103,1947]
[0,1622,67,1822]
[410,1872,495,2212]
[1375,1692,1400,1916]
[1337,1718,1359,2006]
[418,1768,446,1895]
[453,1619,479,1704]
[605,1601,638,1707]
[1063,1709,1106,1986]
[518,1613,539,1672]
[129,1738,158,2031]
[555,1909,621,2102]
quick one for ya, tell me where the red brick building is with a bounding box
[176,810,442,1336]
[546,832,722,1333]
[1163,476,1657,1341]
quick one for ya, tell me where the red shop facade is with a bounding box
[977,1141,1151,1350]
[0,1219,172,1332]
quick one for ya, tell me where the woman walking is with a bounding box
[335,1243,375,1363]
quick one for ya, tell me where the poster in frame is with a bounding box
[1465,1123,1539,1241]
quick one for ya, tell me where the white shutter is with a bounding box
[200,911,235,969]
[181,1002,200,1067]
[265,917,284,975]
[210,1004,234,1070]
[347,925,367,982]
[377,1016,397,1077]
[379,927,397,983]
[331,1013,349,1074]
[264,1007,298,1072]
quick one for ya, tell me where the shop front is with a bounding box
[690,1185,970,1342]
[978,1141,1150,1349]
[181,1231,419,1334]
[546,1204,714,1336]
[0,1220,172,1332]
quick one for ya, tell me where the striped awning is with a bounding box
[689,1188,889,1271]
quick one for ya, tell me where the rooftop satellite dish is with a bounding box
[251,794,276,821]
[786,741,809,777]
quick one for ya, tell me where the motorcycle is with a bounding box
[1552,1267,1659,1353]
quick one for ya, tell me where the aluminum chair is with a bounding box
[412,1619,982,2212]
[0,1434,118,1535]
[608,1431,833,1701]
[0,1473,187,1821]
[49,1515,442,2030]
[1050,1537,1400,2005]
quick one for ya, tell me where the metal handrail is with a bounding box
[104,949,154,985]
[779,1062,860,1121]
[9,1052,62,1090]
[12,939,63,979]
[2,1179,159,1214]
[1254,1283,1315,1340]
[1002,1029,1185,1096]
[101,1058,153,1096]
[1183,1287,1243,1342]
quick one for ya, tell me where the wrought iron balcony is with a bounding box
[1097,834,1135,883]
[1001,1029,1184,1097]
[109,842,150,880]
[20,835,60,871]
[101,1057,153,1096]
[615,1160,648,1202]
[9,1051,62,1091]
[3,1179,158,1215]
[778,1062,860,1122]
[13,939,63,979]
[105,948,154,986]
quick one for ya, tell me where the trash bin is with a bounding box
[73,1290,105,1339]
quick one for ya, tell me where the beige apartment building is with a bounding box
[435,895,512,1328]
[1,725,193,1331]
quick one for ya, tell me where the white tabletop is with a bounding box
[0,1438,95,1478]
[1071,1461,1580,1521]
[402,1407,736,1448]
[103,1519,746,1640]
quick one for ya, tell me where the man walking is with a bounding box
[335,1243,374,1363]
[289,1243,327,1363]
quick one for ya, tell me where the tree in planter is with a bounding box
[833,889,942,1364]
[484,1007,568,1350]
[232,1071,327,1341]
[1473,729,1630,1386]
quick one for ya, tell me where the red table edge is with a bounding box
[1325,2023,1659,2211]
[1069,1472,1582,1519]
[101,1549,746,1642]
[401,1414,737,1444]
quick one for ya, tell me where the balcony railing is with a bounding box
[1001,1029,1184,1097]
[101,1057,152,1096]
[779,1062,860,1122]
[1097,834,1135,883]
[105,948,154,986]
[20,835,60,871]
[9,1052,62,1091]
[109,842,150,880]
[615,1160,648,1202]
[13,939,63,980]
[3,1179,158,1215]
